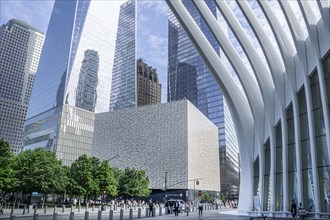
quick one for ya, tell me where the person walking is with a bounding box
[174,200,180,216]
[291,199,297,220]
[198,201,203,216]
[148,200,154,217]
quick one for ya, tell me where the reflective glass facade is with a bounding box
[168,0,239,195]
[110,0,136,111]
[0,19,44,154]
[24,0,125,165]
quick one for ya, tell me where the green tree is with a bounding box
[97,161,118,197]
[118,167,150,199]
[0,139,19,193]
[15,148,65,205]
[220,194,226,204]
[201,191,212,203]
[70,155,99,202]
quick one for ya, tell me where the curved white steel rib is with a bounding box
[165,0,255,211]
[194,0,274,209]
[299,0,330,177]
[165,0,330,213]
[236,1,288,210]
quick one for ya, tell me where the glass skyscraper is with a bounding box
[168,0,240,197]
[0,19,44,154]
[110,0,136,111]
[24,0,126,165]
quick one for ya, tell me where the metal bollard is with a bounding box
[62,205,65,213]
[53,206,56,213]
[120,209,123,220]
[92,205,95,212]
[70,211,74,220]
[145,207,148,217]
[84,211,89,220]
[33,213,39,220]
[86,204,89,211]
[129,208,133,219]
[34,205,37,215]
[138,208,141,218]
[23,206,26,215]
[10,206,14,216]
[109,209,113,220]
[71,205,73,212]
[186,207,189,216]
[152,207,155,217]
[159,207,162,216]
[78,204,81,212]
[53,212,58,220]
[44,206,47,214]
[97,210,102,220]
[10,215,16,220]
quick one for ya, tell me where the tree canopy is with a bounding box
[15,148,65,201]
[0,140,151,203]
[118,167,151,199]
[0,139,19,193]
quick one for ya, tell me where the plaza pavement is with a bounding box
[0,207,299,220]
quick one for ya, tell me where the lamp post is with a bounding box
[102,155,121,211]
[227,183,231,200]
[164,172,168,198]
[194,179,200,204]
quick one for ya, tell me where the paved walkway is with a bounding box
[0,207,250,220]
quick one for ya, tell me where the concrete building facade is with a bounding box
[0,19,44,154]
[92,100,220,202]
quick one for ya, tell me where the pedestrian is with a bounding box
[198,201,203,216]
[174,200,180,216]
[291,199,297,220]
[148,200,153,217]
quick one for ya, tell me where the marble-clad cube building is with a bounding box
[92,100,220,199]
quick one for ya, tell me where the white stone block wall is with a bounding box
[92,100,220,192]
[187,102,220,192]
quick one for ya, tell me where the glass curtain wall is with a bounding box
[287,105,297,204]
[317,53,330,212]
[298,87,314,211]
[264,140,271,210]
[109,0,136,111]
[275,122,283,211]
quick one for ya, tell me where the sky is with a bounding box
[0,0,315,104]
[0,0,169,103]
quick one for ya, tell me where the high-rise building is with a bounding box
[110,0,136,111]
[23,0,126,165]
[137,59,162,107]
[168,0,240,197]
[0,19,44,154]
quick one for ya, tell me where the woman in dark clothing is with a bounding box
[291,199,297,220]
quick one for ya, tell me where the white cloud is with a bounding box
[138,0,168,17]
[1,0,54,33]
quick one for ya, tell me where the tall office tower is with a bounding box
[137,59,162,107]
[168,0,240,198]
[23,0,126,165]
[0,19,44,154]
[110,0,136,111]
